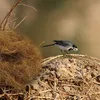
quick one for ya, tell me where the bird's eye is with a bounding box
[73,44,77,48]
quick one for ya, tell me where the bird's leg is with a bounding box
[60,49,63,54]
[60,49,66,57]
[64,50,71,57]
[64,50,68,54]
[64,50,72,58]
[60,49,62,53]
[60,49,64,56]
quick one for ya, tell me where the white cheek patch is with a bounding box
[73,48,78,51]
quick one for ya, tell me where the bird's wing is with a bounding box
[53,40,71,47]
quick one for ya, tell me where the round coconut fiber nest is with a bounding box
[0,31,42,92]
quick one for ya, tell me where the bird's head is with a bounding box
[72,44,78,51]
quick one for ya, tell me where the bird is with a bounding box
[43,40,78,54]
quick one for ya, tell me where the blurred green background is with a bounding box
[0,0,100,58]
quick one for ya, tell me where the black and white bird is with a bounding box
[43,40,78,54]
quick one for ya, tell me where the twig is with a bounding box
[14,16,27,29]
[27,96,53,99]
[39,89,52,94]
[0,0,22,31]
[18,3,37,12]
[0,92,23,98]
[53,78,58,100]
[8,18,18,23]
[38,41,45,47]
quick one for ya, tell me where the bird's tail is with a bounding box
[42,44,55,47]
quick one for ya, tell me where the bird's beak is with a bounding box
[75,48,78,51]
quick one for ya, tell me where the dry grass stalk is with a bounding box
[18,2,37,12]
[0,0,22,31]
[13,16,27,29]
[0,0,37,31]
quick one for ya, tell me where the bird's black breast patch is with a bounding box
[68,48,73,51]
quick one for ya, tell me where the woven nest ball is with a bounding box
[0,31,42,90]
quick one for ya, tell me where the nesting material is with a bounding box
[29,54,100,100]
[0,31,42,91]
[0,51,100,99]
